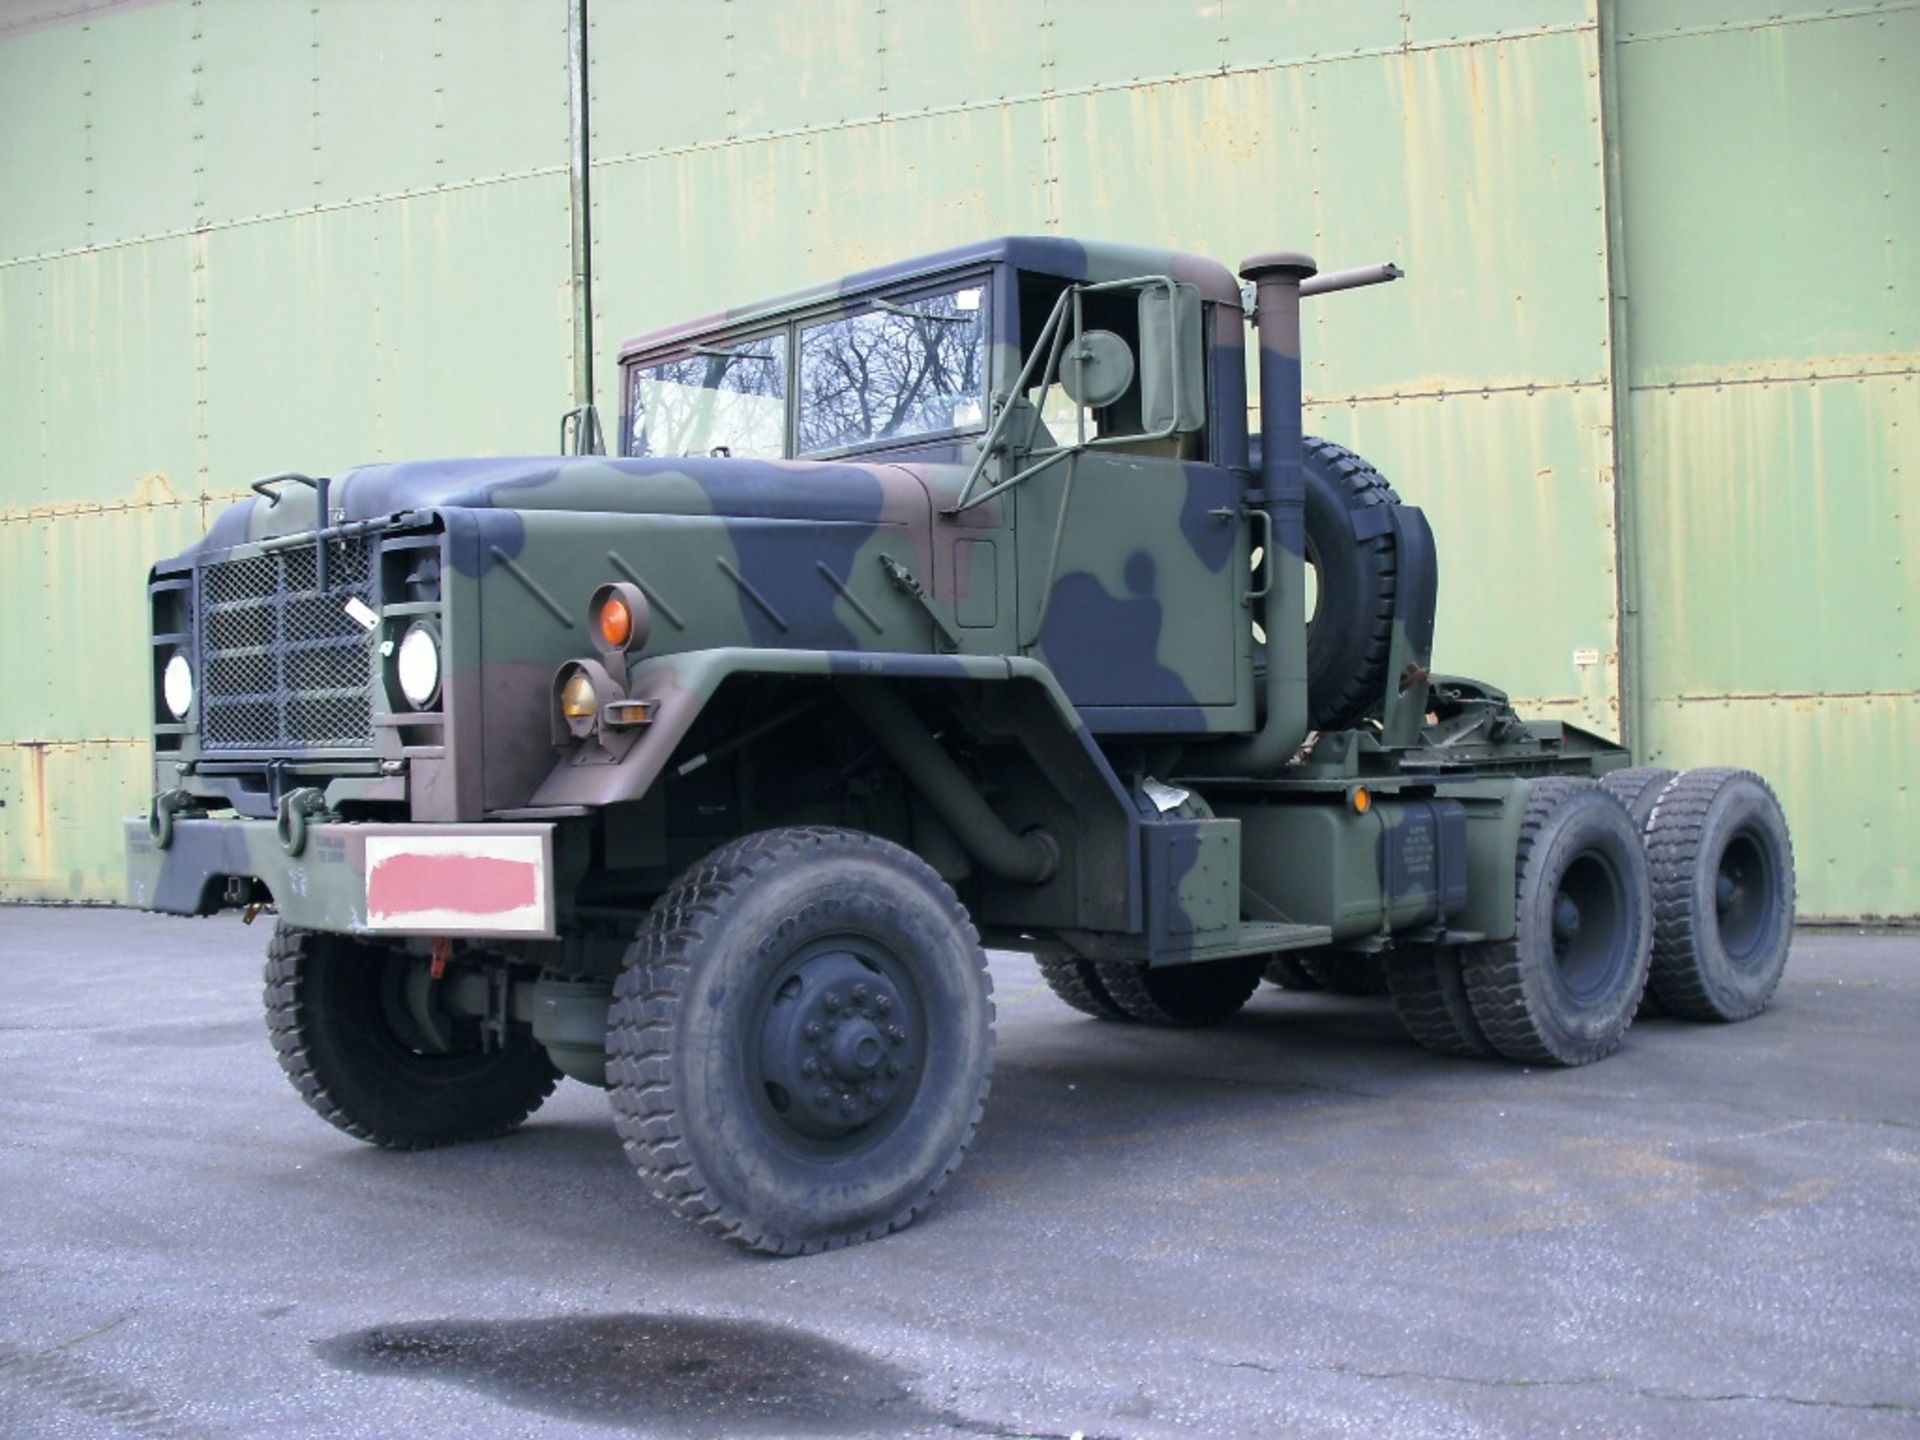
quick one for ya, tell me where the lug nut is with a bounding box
[852,983,869,1004]
[814,1086,833,1107]
[840,1094,856,1115]
[801,1057,818,1076]
[823,991,841,1011]
[875,995,892,1015]
[887,1025,906,1045]
[804,1021,822,1040]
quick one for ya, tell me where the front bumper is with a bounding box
[124,816,557,939]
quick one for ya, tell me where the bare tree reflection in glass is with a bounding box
[798,287,986,455]
[629,335,788,459]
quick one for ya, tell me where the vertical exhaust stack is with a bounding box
[1210,250,1317,773]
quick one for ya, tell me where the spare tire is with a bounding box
[1302,438,1403,731]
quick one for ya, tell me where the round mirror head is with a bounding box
[1058,329,1136,410]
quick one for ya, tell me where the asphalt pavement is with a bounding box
[2,906,1916,1438]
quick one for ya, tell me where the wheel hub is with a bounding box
[757,950,914,1141]
[1716,871,1741,911]
[1714,829,1774,963]
[1552,893,1584,945]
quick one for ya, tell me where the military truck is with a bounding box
[126,238,1796,1254]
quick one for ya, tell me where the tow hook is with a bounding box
[147,788,199,850]
[275,787,331,858]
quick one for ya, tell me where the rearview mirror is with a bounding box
[1138,283,1205,434]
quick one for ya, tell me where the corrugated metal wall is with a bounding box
[1,0,1912,917]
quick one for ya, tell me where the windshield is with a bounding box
[627,334,788,459]
[796,285,986,455]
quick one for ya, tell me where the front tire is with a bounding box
[606,827,994,1255]
[1462,779,1654,1066]
[264,924,560,1149]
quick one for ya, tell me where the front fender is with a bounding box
[528,646,1111,808]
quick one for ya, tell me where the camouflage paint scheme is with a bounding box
[127,236,1632,973]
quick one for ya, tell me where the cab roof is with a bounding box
[616,235,1242,363]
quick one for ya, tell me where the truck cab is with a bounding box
[614,237,1255,727]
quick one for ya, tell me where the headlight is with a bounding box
[162,652,194,719]
[396,623,441,708]
[559,668,598,719]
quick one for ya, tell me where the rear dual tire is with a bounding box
[1387,946,1495,1058]
[1644,768,1795,1022]
[1038,951,1264,1027]
[1463,779,1654,1066]
[1091,957,1265,1026]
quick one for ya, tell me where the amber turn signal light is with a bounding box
[588,580,652,655]
[598,594,632,649]
[1350,786,1372,814]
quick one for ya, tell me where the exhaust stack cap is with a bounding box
[1239,250,1318,283]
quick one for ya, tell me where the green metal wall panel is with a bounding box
[1046,0,1235,89]
[1616,1,1919,918]
[437,1,570,183]
[1404,0,1590,46]
[373,178,576,458]
[1618,6,1919,384]
[198,205,385,482]
[0,501,205,745]
[1303,32,1611,395]
[1,0,1912,919]
[879,0,1046,115]
[0,261,47,499]
[86,0,198,248]
[1617,0,1915,42]
[0,21,88,259]
[311,3,449,207]
[588,0,732,158]
[726,0,886,137]
[0,738,152,902]
[1631,373,1918,699]
[195,1,321,226]
[34,239,200,510]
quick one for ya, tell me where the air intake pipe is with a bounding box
[1203,250,1317,774]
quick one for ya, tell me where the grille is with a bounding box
[197,539,377,752]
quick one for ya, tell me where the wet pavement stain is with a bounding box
[316,1312,950,1435]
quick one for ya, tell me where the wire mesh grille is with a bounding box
[196,539,376,752]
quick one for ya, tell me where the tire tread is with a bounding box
[605,826,992,1256]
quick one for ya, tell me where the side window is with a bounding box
[628,335,788,459]
[796,285,987,456]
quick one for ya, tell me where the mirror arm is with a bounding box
[950,286,1074,512]
[946,273,1194,516]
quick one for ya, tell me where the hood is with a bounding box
[196,454,932,556]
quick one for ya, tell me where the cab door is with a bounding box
[1019,448,1244,724]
